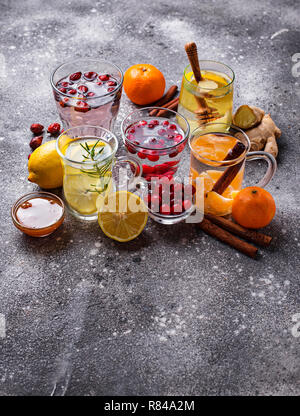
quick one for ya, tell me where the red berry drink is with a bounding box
[51,59,123,130]
[121,108,190,181]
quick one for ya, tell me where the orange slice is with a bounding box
[205,191,233,216]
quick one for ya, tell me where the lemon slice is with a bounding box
[98,191,148,242]
[64,173,112,215]
[205,191,233,216]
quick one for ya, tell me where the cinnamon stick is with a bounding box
[198,218,258,258]
[212,141,246,195]
[184,42,215,124]
[149,85,178,116]
[156,98,179,117]
[185,42,202,82]
[204,213,272,247]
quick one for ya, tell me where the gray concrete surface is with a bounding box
[0,0,300,396]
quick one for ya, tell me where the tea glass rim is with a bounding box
[11,191,65,231]
[184,60,235,90]
[50,58,124,100]
[121,106,190,151]
[56,125,118,166]
[189,123,250,166]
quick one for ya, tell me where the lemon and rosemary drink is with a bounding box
[56,126,118,220]
[178,61,234,132]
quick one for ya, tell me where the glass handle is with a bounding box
[246,151,277,188]
[112,155,143,191]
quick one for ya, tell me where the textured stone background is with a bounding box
[0,0,300,396]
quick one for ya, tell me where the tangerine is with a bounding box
[232,186,276,229]
[124,64,165,105]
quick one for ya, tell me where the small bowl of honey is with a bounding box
[11,191,65,237]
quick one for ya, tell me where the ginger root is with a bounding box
[233,105,265,129]
[234,106,281,158]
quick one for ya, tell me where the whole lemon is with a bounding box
[28,140,63,189]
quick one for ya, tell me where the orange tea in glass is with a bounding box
[189,123,277,216]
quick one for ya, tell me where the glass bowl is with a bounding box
[11,191,65,237]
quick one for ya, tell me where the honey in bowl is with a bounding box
[12,192,65,237]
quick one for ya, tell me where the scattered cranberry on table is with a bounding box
[30,136,43,150]
[47,123,61,135]
[30,123,44,135]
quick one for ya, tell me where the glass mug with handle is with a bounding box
[56,125,142,220]
[189,123,277,216]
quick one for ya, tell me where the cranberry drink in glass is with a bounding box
[51,59,123,130]
[121,107,190,182]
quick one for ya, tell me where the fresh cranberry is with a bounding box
[47,123,61,135]
[87,92,95,97]
[59,87,67,93]
[183,199,192,211]
[30,135,43,150]
[160,204,171,215]
[68,89,77,95]
[74,101,90,113]
[148,124,154,129]
[127,134,135,141]
[107,81,117,86]
[139,120,147,126]
[128,128,135,134]
[162,120,169,126]
[97,81,103,86]
[107,87,114,92]
[167,135,174,140]
[137,151,147,159]
[30,123,44,134]
[59,97,69,107]
[158,129,166,136]
[99,74,109,81]
[69,72,81,81]
[177,144,185,153]
[150,120,159,126]
[126,144,136,154]
[175,134,183,142]
[78,85,88,93]
[142,165,154,174]
[169,124,177,130]
[150,138,157,143]
[169,150,178,158]
[147,152,159,162]
[60,81,70,87]
[84,71,97,80]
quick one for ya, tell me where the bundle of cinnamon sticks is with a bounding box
[198,214,272,259]
[149,85,179,117]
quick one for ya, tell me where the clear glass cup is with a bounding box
[50,59,123,130]
[178,60,234,132]
[56,125,141,220]
[189,122,277,216]
[121,107,190,182]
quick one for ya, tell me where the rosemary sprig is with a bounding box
[80,139,104,161]
[79,140,113,194]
